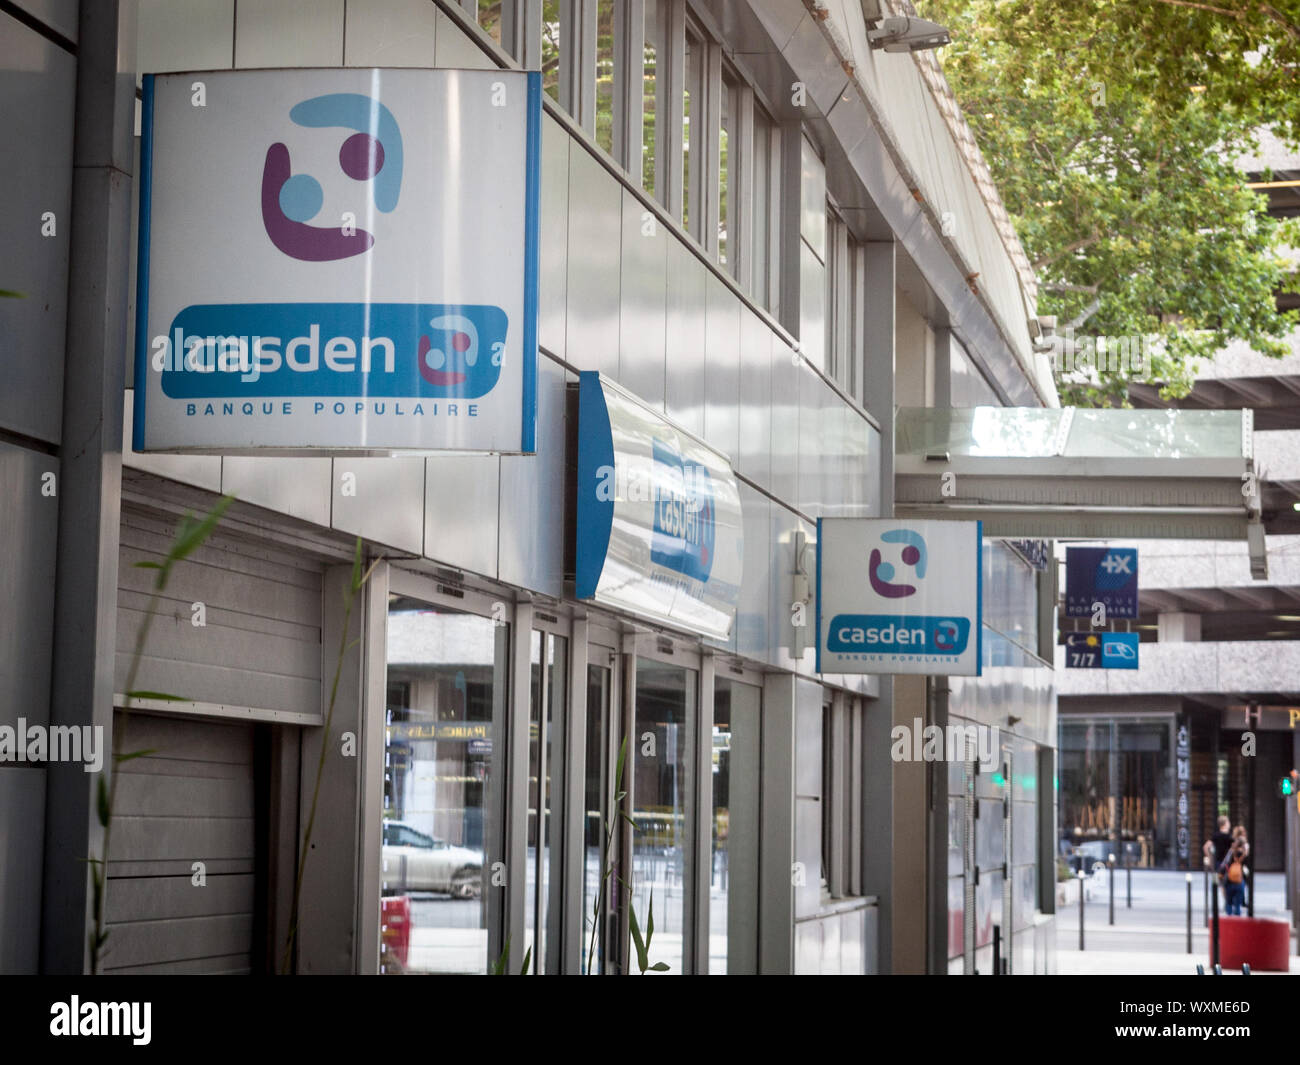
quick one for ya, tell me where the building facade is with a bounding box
[0,0,1058,975]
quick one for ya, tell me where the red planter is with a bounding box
[1214,915,1290,972]
[381,894,412,972]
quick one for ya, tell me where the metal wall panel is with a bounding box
[424,454,500,578]
[0,442,58,732]
[498,355,568,597]
[222,456,332,527]
[769,336,800,506]
[234,0,345,66]
[122,392,224,492]
[433,7,496,68]
[737,308,773,489]
[343,0,439,65]
[10,0,78,42]
[793,676,823,918]
[796,364,825,517]
[0,767,45,973]
[538,113,570,359]
[331,455,426,555]
[734,483,771,662]
[703,272,741,462]
[663,236,707,436]
[0,17,75,444]
[116,513,324,715]
[137,0,235,73]
[565,145,622,377]
[617,188,668,407]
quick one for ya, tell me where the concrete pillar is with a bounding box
[1158,612,1202,642]
[40,0,137,975]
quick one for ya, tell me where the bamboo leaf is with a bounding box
[126,690,187,703]
[490,936,511,975]
[133,561,163,570]
[96,777,109,828]
[0,289,25,298]
[168,494,235,566]
[628,902,648,973]
[519,946,532,976]
[114,748,159,763]
[349,537,363,592]
[649,962,670,971]
[646,886,655,949]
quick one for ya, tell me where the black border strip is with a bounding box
[0,0,77,55]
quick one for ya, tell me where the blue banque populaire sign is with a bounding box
[816,519,983,676]
[135,68,540,453]
[1064,546,1139,619]
[575,373,743,640]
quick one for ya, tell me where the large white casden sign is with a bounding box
[817,518,982,676]
[135,68,539,453]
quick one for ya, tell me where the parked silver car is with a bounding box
[382,820,483,898]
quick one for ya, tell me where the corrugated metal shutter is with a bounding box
[116,508,323,717]
[103,711,259,974]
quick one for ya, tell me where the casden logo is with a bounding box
[868,528,927,599]
[262,93,403,261]
[827,615,971,656]
[650,440,716,583]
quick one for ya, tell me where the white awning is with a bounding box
[895,407,1267,578]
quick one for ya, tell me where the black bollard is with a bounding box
[1109,854,1116,925]
[993,924,1001,975]
[1126,855,1132,909]
[1186,874,1193,955]
[1078,871,1086,951]
[1211,868,1221,970]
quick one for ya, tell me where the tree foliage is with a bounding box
[928,0,1300,404]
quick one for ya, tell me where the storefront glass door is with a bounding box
[524,630,567,973]
[630,657,696,975]
[381,596,509,974]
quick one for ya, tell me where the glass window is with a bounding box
[751,104,780,313]
[525,630,567,973]
[719,71,740,273]
[683,26,704,238]
[595,0,616,153]
[631,658,695,974]
[382,597,509,975]
[476,0,504,48]
[542,2,562,103]
[582,663,612,974]
[643,0,664,197]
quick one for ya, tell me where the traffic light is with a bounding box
[1280,771,1298,798]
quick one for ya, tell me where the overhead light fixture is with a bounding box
[868,15,951,52]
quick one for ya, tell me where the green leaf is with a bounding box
[649,962,670,971]
[490,936,511,975]
[125,690,187,703]
[349,537,363,593]
[646,886,655,949]
[0,289,25,298]
[133,561,163,570]
[96,777,109,828]
[167,494,235,567]
[114,748,159,764]
[629,902,648,974]
[519,946,532,976]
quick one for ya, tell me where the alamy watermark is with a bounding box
[891,717,1000,773]
[1047,326,1153,377]
[0,719,104,773]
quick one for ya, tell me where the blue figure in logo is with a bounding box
[869,528,927,599]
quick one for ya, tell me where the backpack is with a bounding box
[1226,857,1244,884]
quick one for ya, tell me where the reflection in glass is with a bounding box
[525,631,567,973]
[582,664,611,973]
[710,678,760,973]
[632,658,694,974]
[382,598,508,974]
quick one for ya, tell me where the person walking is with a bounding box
[1220,840,1248,916]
